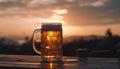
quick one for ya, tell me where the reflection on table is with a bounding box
[0,54,119,69]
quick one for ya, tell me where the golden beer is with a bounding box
[33,23,63,62]
[41,30,62,59]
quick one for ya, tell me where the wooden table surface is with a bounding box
[0,54,119,69]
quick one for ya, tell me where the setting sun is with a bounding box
[40,9,67,25]
[41,14,65,25]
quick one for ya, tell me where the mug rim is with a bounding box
[41,23,62,25]
[41,23,62,30]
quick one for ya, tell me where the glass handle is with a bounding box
[32,29,41,55]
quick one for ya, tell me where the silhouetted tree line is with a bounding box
[63,35,120,57]
[0,35,120,57]
[0,36,36,55]
[0,29,120,57]
[62,28,120,57]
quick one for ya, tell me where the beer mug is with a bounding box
[32,23,63,62]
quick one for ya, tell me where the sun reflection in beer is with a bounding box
[46,31,58,49]
[46,46,50,49]
[41,30,62,58]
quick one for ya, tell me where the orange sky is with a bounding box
[0,17,120,39]
[0,0,120,40]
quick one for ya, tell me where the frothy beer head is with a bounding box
[42,23,62,31]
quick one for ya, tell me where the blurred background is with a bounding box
[0,0,120,57]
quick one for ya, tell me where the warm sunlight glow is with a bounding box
[46,46,50,49]
[41,14,65,25]
[41,9,67,25]
[49,31,53,37]
[46,31,58,42]
[53,9,67,14]
[50,62,53,69]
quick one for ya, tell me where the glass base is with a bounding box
[41,58,63,63]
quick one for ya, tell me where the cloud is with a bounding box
[0,0,119,26]
[0,0,7,2]
[53,9,68,14]
[26,0,58,7]
[65,0,75,3]
[62,4,120,26]
[79,0,108,7]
